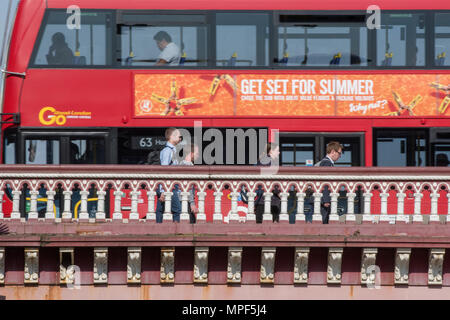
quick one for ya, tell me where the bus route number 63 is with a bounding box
[140,137,153,148]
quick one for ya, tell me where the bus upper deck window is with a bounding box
[31,10,113,67]
[276,14,368,67]
[117,13,208,67]
[216,13,270,67]
[376,13,426,67]
[435,13,450,67]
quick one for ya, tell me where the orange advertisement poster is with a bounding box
[134,73,450,117]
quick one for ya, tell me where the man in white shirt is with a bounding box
[156,127,182,223]
[153,31,181,66]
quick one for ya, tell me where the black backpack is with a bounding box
[147,150,161,165]
[146,145,175,165]
[146,145,167,165]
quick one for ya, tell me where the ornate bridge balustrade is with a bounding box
[0,166,450,299]
[0,165,448,224]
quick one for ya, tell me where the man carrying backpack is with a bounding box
[160,128,181,166]
[155,127,182,223]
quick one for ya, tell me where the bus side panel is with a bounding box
[19,69,133,128]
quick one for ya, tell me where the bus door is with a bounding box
[374,128,428,166]
[430,128,450,167]
[430,128,450,215]
[374,128,429,216]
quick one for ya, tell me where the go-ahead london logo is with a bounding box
[39,107,92,126]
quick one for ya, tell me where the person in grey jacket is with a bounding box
[317,141,343,224]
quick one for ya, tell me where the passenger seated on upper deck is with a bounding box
[46,32,74,65]
[153,31,181,66]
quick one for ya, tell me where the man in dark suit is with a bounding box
[318,141,343,224]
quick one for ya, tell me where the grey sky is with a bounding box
[0,0,18,58]
[0,0,19,89]
[0,0,11,54]
[0,0,19,95]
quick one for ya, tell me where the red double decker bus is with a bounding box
[1,0,450,218]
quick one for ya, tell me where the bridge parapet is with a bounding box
[0,165,448,224]
[0,165,450,299]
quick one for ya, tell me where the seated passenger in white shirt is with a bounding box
[153,31,181,66]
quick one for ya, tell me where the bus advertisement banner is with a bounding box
[134,73,450,117]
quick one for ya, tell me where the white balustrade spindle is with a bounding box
[296,192,306,223]
[180,191,190,222]
[79,190,90,220]
[263,192,273,222]
[228,191,239,222]
[430,193,440,223]
[379,193,390,223]
[129,191,140,220]
[313,192,322,223]
[213,191,223,222]
[62,191,72,220]
[113,191,123,220]
[246,191,256,222]
[162,191,173,222]
[146,191,156,221]
[28,191,39,220]
[346,192,356,223]
[279,192,289,222]
[45,191,56,220]
[96,191,107,220]
[330,192,339,222]
[346,192,356,215]
[11,190,21,220]
[397,193,406,223]
[197,192,207,222]
[413,193,424,223]
[362,192,373,223]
